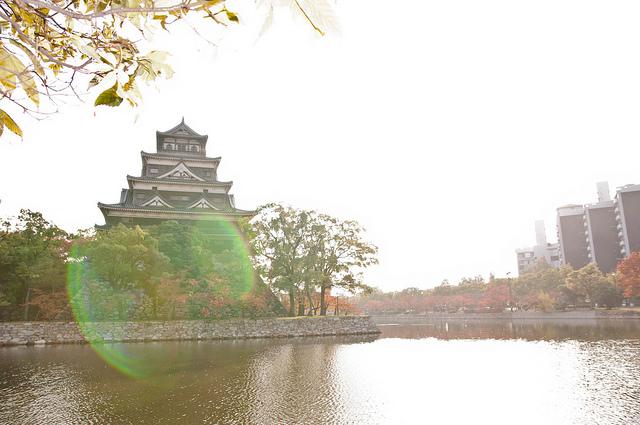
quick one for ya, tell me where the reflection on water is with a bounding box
[376,318,640,340]
[1,322,639,424]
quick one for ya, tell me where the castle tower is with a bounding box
[98,119,254,233]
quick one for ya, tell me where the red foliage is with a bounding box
[481,283,510,310]
[27,289,72,320]
[325,295,360,315]
[617,252,640,298]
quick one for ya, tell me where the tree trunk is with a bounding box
[297,291,305,316]
[288,289,296,317]
[23,286,31,321]
[320,285,327,316]
[305,286,315,316]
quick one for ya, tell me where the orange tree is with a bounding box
[617,252,640,298]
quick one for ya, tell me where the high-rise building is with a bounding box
[516,220,560,275]
[584,199,621,273]
[556,182,639,273]
[615,183,640,257]
[98,119,254,237]
[557,205,590,270]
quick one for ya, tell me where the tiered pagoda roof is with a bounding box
[98,119,254,226]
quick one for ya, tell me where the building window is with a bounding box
[205,171,211,177]
[203,189,208,193]
[149,168,158,174]
[152,186,157,191]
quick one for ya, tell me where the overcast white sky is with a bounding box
[1,0,640,291]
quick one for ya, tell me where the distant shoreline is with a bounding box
[370,310,640,321]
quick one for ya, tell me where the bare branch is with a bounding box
[17,0,214,20]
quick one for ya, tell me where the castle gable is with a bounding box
[158,163,205,181]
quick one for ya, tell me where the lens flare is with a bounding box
[67,217,254,379]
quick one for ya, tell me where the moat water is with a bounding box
[1,319,639,424]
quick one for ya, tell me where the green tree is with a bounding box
[251,204,312,316]
[81,224,168,318]
[145,221,283,319]
[592,277,623,309]
[148,220,215,278]
[515,263,570,309]
[306,213,378,315]
[250,204,377,316]
[0,209,68,319]
[565,263,609,307]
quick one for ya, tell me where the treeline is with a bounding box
[0,204,377,321]
[356,257,640,314]
[0,209,282,321]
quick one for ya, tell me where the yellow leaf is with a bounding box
[18,70,39,106]
[0,47,37,105]
[49,63,61,76]
[153,14,168,31]
[0,109,23,138]
[225,9,239,22]
[94,82,123,107]
[8,40,45,78]
[0,48,17,91]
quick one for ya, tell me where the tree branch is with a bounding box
[0,8,94,73]
[18,0,214,20]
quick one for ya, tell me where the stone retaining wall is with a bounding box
[0,316,380,346]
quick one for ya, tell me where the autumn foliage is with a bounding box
[617,252,640,298]
[356,259,636,314]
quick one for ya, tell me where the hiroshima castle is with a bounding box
[98,119,254,231]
